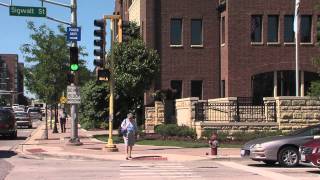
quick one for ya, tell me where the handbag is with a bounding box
[121,128,127,135]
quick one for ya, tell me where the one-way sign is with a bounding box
[67,85,81,104]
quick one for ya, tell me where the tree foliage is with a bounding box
[21,22,91,103]
[79,81,109,129]
[112,35,160,123]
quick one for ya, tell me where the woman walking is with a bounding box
[121,113,138,160]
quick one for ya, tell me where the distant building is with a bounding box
[115,0,320,104]
[0,54,24,105]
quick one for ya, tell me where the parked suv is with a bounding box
[27,107,42,121]
[0,108,17,139]
[300,139,320,168]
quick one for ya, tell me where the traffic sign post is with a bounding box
[67,85,81,104]
[9,6,46,17]
[67,27,81,41]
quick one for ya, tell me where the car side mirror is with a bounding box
[314,135,320,139]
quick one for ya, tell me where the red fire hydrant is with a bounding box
[209,133,219,155]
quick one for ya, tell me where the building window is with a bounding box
[170,18,182,45]
[221,16,225,44]
[191,80,203,99]
[221,80,225,98]
[300,15,312,43]
[170,80,182,99]
[251,15,262,43]
[284,15,294,42]
[268,15,279,42]
[191,19,203,45]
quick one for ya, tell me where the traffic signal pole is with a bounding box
[104,17,119,152]
[68,0,82,145]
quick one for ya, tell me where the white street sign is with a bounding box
[67,85,81,104]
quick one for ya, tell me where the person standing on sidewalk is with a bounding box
[121,113,138,160]
[59,109,67,133]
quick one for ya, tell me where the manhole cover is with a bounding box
[26,148,47,153]
[84,148,102,151]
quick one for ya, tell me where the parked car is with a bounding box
[0,108,17,139]
[300,139,320,168]
[241,124,320,167]
[27,107,42,121]
[14,112,32,128]
[2,106,14,113]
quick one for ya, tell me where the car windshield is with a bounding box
[289,126,320,136]
[29,109,41,113]
[0,111,12,121]
[15,113,28,117]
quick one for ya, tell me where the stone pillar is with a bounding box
[175,97,199,128]
[300,71,304,97]
[273,71,277,97]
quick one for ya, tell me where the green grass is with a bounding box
[93,135,243,148]
[136,139,208,148]
[93,134,123,144]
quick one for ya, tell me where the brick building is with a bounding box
[0,54,24,105]
[115,0,320,103]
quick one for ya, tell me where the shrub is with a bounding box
[154,124,196,139]
[231,130,284,142]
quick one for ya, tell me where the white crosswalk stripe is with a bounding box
[120,162,202,179]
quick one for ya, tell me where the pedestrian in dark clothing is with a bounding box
[59,109,67,133]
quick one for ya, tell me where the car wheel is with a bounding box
[278,147,299,167]
[263,160,276,166]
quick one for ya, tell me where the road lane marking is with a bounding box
[120,162,202,179]
[216,161,298,180]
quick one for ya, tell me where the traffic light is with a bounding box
[97,68,110,82]
[118,20,130,43]
[93,19,106,68]
[70,47,79,71]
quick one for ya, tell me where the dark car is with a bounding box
[241,124,320,167]
[0,109,17,139]
[14,112,32,128]
[300,139,320,168]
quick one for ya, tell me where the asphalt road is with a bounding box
[4,157,320,180]
[0,120,41,180]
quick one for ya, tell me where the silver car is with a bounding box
[241,124,320,167]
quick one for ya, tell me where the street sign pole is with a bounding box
[68,0,82,146]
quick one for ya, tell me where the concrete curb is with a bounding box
[10,121,44,152]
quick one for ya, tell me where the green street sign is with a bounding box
[9,6,46,17]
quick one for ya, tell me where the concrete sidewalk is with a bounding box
[15,120,241,162]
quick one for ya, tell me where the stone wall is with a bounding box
[264,96,320,132]
[146,96,320,138]
[144,101,165,132]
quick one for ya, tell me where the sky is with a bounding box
[0,0,114,70]
[0,0,115,98]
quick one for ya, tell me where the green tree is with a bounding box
[79,81,109,129]
[21,22,91,104]
[113,36,160,124]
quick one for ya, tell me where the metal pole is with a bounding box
[295,0,300,97]
[105,18,118,151]
[44,104,48,139]
[68,0,81,145]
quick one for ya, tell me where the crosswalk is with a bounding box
[120,162,202,179]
